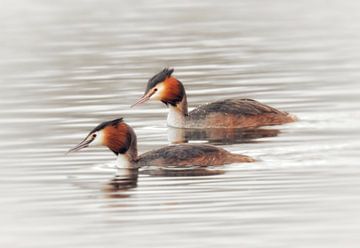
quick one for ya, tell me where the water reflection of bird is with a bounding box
[167,126,280,145]
[68,118,255,169]
[102,169,139,198]
[132,68,296,128]
[102,166,224,200]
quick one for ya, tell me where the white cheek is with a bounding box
[151,83,165,100]
[90,132,104,146]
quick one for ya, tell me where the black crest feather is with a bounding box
[91,118,123,133]
[146,68,174,91]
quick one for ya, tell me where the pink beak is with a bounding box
[67,135,92,154]
[130,90,155,108]
[130,94,151,108]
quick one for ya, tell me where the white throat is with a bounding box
[167,105,185,128]
[116,154,132,169]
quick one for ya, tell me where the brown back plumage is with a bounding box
[189,99,284,117]
[136,144,254,167]
[187,98,295,128]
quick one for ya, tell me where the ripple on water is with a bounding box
[1,0,360,247]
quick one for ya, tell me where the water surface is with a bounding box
[1,0,360,247]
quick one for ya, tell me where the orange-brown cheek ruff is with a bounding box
[103,123,131,155]
[160,77,185,106]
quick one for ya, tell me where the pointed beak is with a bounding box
[67,137,92,154]
[130,90,155,108]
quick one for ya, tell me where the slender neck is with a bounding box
[167,92,188,128]
[115,128,138,168]
[115,154,138,178]
[116,154,133,169]
[127,133,138,162]
[177,92,188,116]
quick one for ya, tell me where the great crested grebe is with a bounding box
[131,68,296,128]
[68,118,254,167]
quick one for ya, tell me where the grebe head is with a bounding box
[68,118,137,158]
[131,68,185,108]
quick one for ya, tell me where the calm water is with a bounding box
[1,0,360,247]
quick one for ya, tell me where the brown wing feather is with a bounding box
[187,98,295,128]
[189,98,285,117]
[137,144,252,167]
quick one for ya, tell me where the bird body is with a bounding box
[184,98,295,128]
[137,143,253,167]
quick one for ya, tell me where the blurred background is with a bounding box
[1,0,360,247]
